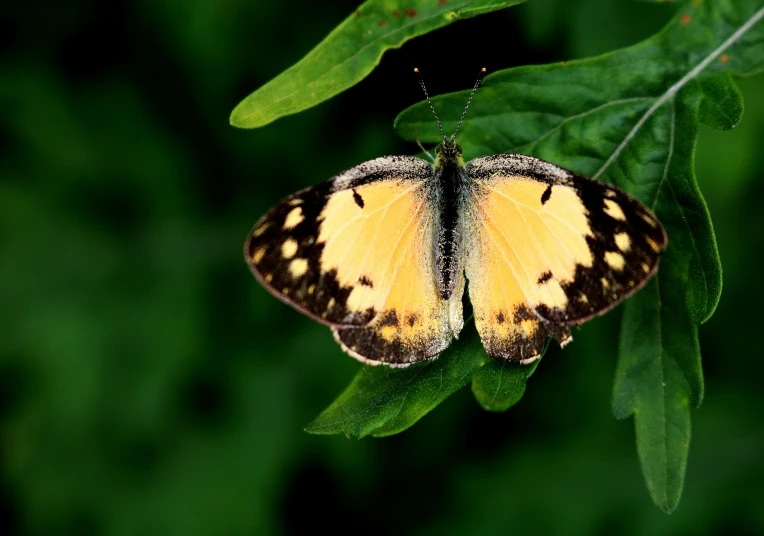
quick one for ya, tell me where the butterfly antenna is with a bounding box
[414,68,447,144]
[451,67,486,142]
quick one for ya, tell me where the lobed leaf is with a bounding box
[395,0,764,512]
[471,344,544,412]
[230,0,525,128]
[306,324,489,438]
[697,73,744,130]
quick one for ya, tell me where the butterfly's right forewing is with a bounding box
[463,154,666,362]
[245,156,461,367]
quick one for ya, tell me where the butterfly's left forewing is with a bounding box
[463,154,667,362]
[245,156,462,367]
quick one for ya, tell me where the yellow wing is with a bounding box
[245,156,464,366]
[464,154,667,362]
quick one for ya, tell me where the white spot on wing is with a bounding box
[645,236,662,252]
[289,258,308,277]
[640,212,657,227]
[615,232,631,251]
[253,223,270,237]
[605,251,625,270]
[604,199,626,221]
[282,239,298,258]
[252,247,266,264]
[283,207,304,230]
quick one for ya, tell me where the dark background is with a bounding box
[2,0,763,534]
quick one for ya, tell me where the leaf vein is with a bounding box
[593,6,764,180]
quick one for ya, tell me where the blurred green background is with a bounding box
[2,0,763,534]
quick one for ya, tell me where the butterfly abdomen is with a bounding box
[434,153,466,300]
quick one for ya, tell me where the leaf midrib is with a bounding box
[593,6,764,181]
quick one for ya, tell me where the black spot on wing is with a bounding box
[378,310,399,327]
[541,184,552,205]
[537,271,553,285]
[406,313,419,327]
[496,312,505,325]
[352,189,364,208]
[358,275,373,288]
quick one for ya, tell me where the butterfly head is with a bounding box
[414,67,486,158]
[434,140,463,165]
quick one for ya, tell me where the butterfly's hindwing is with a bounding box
[464,154,666,361]
[245,156,462,366]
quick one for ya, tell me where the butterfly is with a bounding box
[244,69,667,367]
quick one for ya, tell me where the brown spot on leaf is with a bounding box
[356,10,361,17]
[404,8,418,17]
[680,13,692,25]
[391,10,401,17]
[561,61,569,66]
[379,19,387,27]
[719,54,729,64]
[438,0,448,6]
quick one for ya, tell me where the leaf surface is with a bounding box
[471,345,543,412]
[230,0,524,128]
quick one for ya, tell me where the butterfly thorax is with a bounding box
[433,141,466,300]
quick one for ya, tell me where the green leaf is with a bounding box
[616,278,694,513]
[395,0,764,512]
[697,73,744,130]
[306,324,488,438]
[471,344,544,412]
[229,0,525,128]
